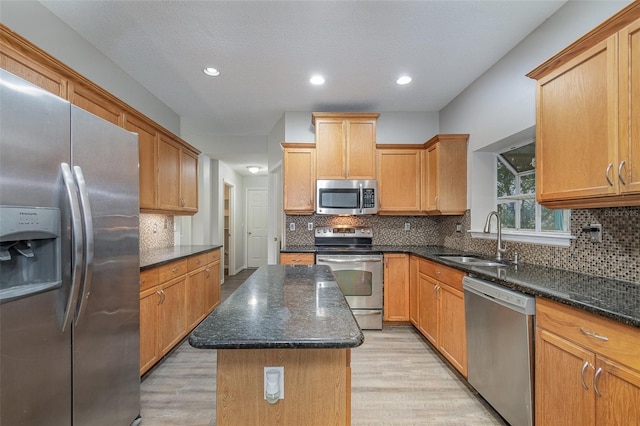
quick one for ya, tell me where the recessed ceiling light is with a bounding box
[396,76,412,85]
[246,166,260,174]
[203,67,221,77]
[310,75,325,85]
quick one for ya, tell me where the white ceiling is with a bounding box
[40,0,567,176]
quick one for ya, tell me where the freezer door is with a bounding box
[70,106,141,425]
[0,70,72,425]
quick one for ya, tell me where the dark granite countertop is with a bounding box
[189,265,365,349]
[281,245,640,328]
[140,245,222,270]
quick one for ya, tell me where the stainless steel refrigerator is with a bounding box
[0,69,141,425]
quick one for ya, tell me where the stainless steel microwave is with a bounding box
[316,180,378,215]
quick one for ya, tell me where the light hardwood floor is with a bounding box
[140,270,506,425]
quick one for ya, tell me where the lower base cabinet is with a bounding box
[139,248,221,375]
[535,298,640,425]
[413,256,467,377]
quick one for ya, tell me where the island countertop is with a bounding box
[188,264,365,350]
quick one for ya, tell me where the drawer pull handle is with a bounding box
[594,367,603,397]
[580,328,609,341]
[172,267,179,273]
[580,361,590,390]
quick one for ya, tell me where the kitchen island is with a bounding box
[189,264,364,426]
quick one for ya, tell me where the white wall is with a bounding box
[439,0,633,230]
[0,1,180,134]
[282,111,440,143]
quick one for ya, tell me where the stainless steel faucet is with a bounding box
[484,211,506,261]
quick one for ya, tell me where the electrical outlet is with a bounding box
[456,223,462,233]
[152,223,158,233]
[590,223,602,243]
[307,222,313,231]
[404,222,410,231]
[289,223,295,231]
[264,366,284,403]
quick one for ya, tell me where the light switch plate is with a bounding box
[289,223,295,231]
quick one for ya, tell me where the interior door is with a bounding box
[247,188,268,268]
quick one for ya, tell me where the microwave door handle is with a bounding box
[359,183,364,214]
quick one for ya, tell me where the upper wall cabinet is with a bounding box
[312,112,379,180]
[421,134,468,215]
[282,143,316,215]
[376,135,468,216]
[1,24,200,215]
[527,3,640,209]
[377,146,422,214]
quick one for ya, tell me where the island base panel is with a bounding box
[216,348,351,426]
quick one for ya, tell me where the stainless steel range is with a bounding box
[315,226,383,329]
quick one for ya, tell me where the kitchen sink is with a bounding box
[438,255,507,267]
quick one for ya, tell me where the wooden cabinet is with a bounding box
[139,248,221,375]
[421,134,468,215]
[527,4,640,208]
[377,147,422,214]
[123,112,157,210]
[282,143,316,214]
[0,24,200,215]
[383,253,410,322]
[312,112,379,180]
[415,258,467,377]
[535,298,640,425]
[409,256,419,327]
[68,82,123,125]
[280,252,315,265]
[157,133,199,214]
[376,135,467,216]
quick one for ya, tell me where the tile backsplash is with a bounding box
[286,206,640,284]
[140,214,174,252]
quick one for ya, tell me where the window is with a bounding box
[496,142,570,233]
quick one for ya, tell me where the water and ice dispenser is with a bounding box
[0,206,62,303]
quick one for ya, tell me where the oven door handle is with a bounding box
[317,257,382,263]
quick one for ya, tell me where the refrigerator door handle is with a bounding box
[60,163,83,332]
[73,165,94,326]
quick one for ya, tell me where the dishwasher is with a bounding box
[463,276,536,426]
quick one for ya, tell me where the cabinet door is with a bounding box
[536,36,618,204]
[186,269,207,330]
[345,119,376,179]
[139,289,160,375]
[595,356,640,424]
[535,328,596,426]
[619,20,640,195]
[68,83,122,126]
[205,258,221,312]
[0,44,67,97]
[124,113,157,210]
[315,119,346,179]
[408,256,419,327]
[423,144,439,211]
[417,273,438,346]
[377,149,421,213]
[283,145,316,214]
[383,254,409,321]
[438,283,467,377]
[157,135,182,210]
[180,149,198,212]
[158,278,187,354]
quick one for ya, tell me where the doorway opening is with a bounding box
[224,183,231,277]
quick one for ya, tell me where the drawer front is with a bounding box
[280,253,315,265]
[139,267,159,291]
[158,259,188,283]
[419,259,465,291]
[188,253,208,271]
[207,248,221,263]
[536,298,640,371]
